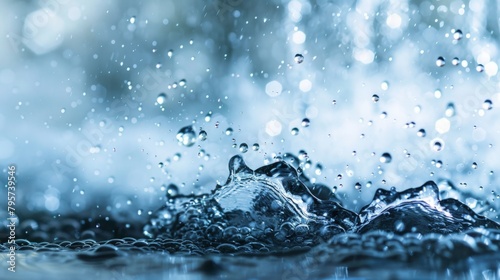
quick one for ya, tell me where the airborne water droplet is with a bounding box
[436,56,446,67]
[476,64,485,72]
[483,99,493,110]
[130,16,136,24]
[167,49,173,58]
[380,81,389,91]
[198,130,207,141]
[372,94,380,103]
[252,143,260,151]
[453,29,463,40]
[225,128,233,136]
[379,153,392,163]
[291,127,299,135]
[301,118,310,127]
[176,126,197,147]
[417,129,426,137]
[239,143,248,153]
[452,57,460,66]
[445,103,455,117]
[156,93,167,105]
[431,138,444,152]
[294,53,304,64]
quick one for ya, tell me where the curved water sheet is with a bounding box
[145,155,500,255]
[144,155,358,253]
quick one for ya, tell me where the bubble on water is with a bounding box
[452,57,460,66]
[436,57,445,67]
[252,143,260,151]
[417,129,426,137]
[176,126,197,147]
[198,130,208,141]
[445,103,455,117]
[372,94,380,102]
[167,49,173,58]
[476,64,485,72]
[483,99,493,110]
[225,128,233,136]
[156,93,167,105]
[453,29,463,40]
[431,138,444,152]
[239,143,248,153]
[472,162,478,169]
[379,153,392,163]
[291,127,299,135]
[294,53,304,64]
[380,81,389,90]
[301,118,310,127]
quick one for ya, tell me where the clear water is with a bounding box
[2,0,500,279]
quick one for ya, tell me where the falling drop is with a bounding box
[167,49,173,58]
[436,57,445,67]
[431,138,444,152]
[179,79,187,87]
[380,81,389,91]
[355,182,362,190]
[166,184,179,197]
[156,93,167,105]
[252,143,260,151]
[198,130,208,141]
[453,29,463,40]
[294,54,304,64]
[372,94,380,103]
[452,57,460,66]
[379,153,392,163]
[225,128,233,136]
[472,162,478,169]
[130,16,136,24]
[483,100,493,110]
[417,129,426,137]
[476,64,485,72]
[445,103,455,117]
[239,143,249,153]
[176,126,197,147]
[291,127,299,135]
[315,164,322,175]
[301,118,310,127]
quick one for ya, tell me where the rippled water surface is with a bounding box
[2,0,500,279]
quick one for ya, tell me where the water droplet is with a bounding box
[337,174,343,180]
[380,81,389,91]
[431,138,444,152]
[176,126,197,147]
[417,129,426,137]
[155,63,162,69]
[476,64,485,72]
[483,99,493,110]
[372,94,380,102]
[453,29,463,40]
[167,49,173,58]
[239,143,248,153]
[472,162,478,169]
[301,118,310,127]
[355,182,362,190]
[198,130,207,141]
[379,153,392,163]
[205,112,212,122]
[436,56,446,67]
[166,184,179,197]
[445,103,455,117]
[291,127,299,135]
[452,57,460,66]
[435,160,443,168]
[225,128,233,136]
[294,54,304,64]
[156,93,167,104]
[173,153,181,161]
[179,79,186,87]
[315,164,322,175]
[130,16,136,24]
[252,143,260,151]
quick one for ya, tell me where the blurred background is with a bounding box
[1,0,500,241]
